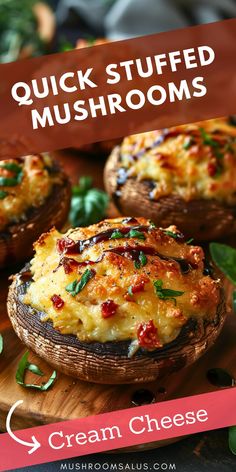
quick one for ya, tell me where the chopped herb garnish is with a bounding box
[27,363,44,376]
[0,162,23,187]
[200,128,219,148]
[153,279,184,304]
[0,334,3,354]
[149,220,156,229]
[186,238,194,245]
[110,228,146,241]
[110,229,124,239]
[0,190,8,199]
[128,229,146,240]
[66,269,95,296]
[128,286,133,296]
[135,251,147,269]
[16,352,56,391]
[183,137,194,150]
[164,230,179,239]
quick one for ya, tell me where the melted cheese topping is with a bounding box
[118,118,236,203]
[24,218,221,348]
[0,154,59,231]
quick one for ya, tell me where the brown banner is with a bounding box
[0,19,236,158]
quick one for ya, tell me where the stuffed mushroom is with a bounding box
[8,217,225,384]
[0,154,70,268]
[105,117,236,240]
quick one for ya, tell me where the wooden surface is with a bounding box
[0,150,235,438]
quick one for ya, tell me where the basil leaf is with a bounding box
[0,334,3,354]
[229,426,236,455]
[149,220,156,228]
[72,176,92,196]
[16,351,57,391]
[65,280,77,296]
[69,177,108,227]
[139,251,147,267]
[66,269,95,296]
[128,286,133,296]
[39,370,57,391]
[134,252,147,269]
[158,288,185,298]
[210,243,236,285]
[153,279,184,303]
[200,128,219,148]
[1,162,21,173]
[27,363,44,376]
[153,279,163,290]
[164,230,179,239]
[110,229,124,239]
[233,290,236,314]
[0,176,19,186]
[0,190,8,199]
[186,238,194,245]
[0,162,23,187]
[16,351,29,384]
[128,229,146,240]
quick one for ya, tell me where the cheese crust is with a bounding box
[24,217,221,349]
[117,118,236,204]
[0,154,61,232]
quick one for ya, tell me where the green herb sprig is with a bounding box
[0,162,23,187]
[69,176,109,227]
[0,190,8,199]
[163,230,179,239]
[16,352,56,391]
[153,279,184,304]
[110,228,146,241]
[134,251,147,269]
[66,268,95,296]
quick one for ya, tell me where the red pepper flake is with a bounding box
[101,300,118,319]
[137,320,162,349]
[207,161,217,177]
[57,237,74,254]
[51,294,65,310]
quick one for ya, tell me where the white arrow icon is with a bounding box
[6,400,41,455]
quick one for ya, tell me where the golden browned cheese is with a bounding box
[0,154,59,231]
[118,118,236,204]
[24,218,221,349]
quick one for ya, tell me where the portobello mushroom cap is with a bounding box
[7,269,226,384]
[0,159,71,268]
[7,216,226,384]
[104,119,236,241]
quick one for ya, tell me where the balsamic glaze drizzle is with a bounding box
[58,224,194,275]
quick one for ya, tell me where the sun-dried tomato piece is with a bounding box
[137,320,162,349]
[57,237,75,254]
[101,300,118,319]
[207,161,217,177]
[51,294,65,310]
